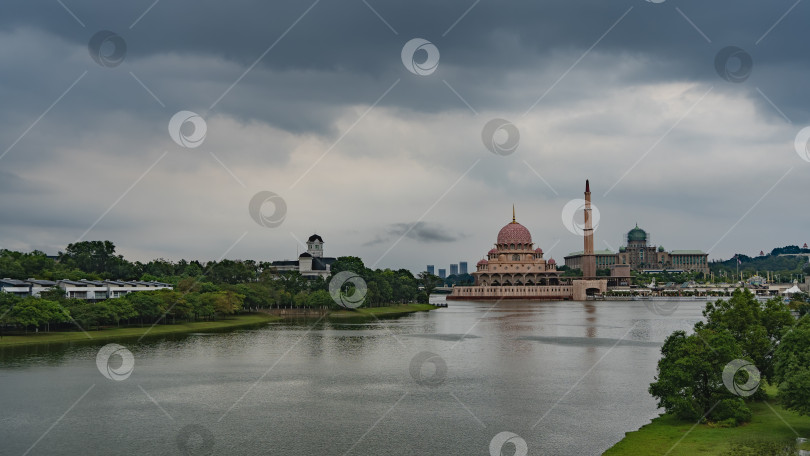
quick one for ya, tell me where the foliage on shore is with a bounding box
[0,313,279,347]
[0,242,432,335]
[649,289,804,426]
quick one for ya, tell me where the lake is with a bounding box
[0,297,704,455]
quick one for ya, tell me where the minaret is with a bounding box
[512,204,516,223]
[582,179,596,278]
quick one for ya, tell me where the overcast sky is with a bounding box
[0,0,808,273]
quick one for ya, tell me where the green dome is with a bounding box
[619,246,626,253]
[627,224,647,242]
[658,246,665,252]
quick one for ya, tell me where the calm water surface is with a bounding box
[0,298,705,455]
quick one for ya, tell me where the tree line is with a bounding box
[0,241,431,334]
[709,245,810,282]
[0,241,270,283]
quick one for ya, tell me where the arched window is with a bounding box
[512,254,520,261]
[510,243,515,250]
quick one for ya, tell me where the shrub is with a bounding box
[712,398,752,425]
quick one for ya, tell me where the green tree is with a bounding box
[155,289,192,323]
[124,291,164,325]
[0,293,20,337]
[306,290,333,309]
[0,250,27,279]
[59,241,123,276]
[37,299,70,331]
[277,271,309,295]
[417,271,441,297]
[697,289,793,380]
[107,297,137,326]
[649,328,752,424]
[773,316,810,416]
[330,256,367,276]
[292,291,309,308]
[65,300,114,330]
[199,290,244,315]
[188,293,214,320]
[10,299,47,332]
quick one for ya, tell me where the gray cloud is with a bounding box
[364,222,466,246]
[0,0,808,272]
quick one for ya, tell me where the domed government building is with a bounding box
[449,181,614,301]
[564,224,709,275]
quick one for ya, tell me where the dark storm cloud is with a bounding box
[4,1,804,70]
[1,0,807,122]
[0,0,808,267]
[364,222,465,246]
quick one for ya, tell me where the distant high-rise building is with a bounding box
[450,264,459,276]
[438,269,446,279]
[459,262,468,275]
[427,265,435,275]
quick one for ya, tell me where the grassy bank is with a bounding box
[327,304,437,318]
[0,313,280,347]
[604,387,810,455]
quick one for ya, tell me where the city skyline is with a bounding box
[0,1,808,275]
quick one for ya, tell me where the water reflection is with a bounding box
[0,299,703,456]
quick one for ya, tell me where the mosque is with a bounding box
[448,180,610,301]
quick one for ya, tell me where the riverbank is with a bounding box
[604,387,810,455]
[0,305,439,348]
[327,303,437,318]
[0,313,280,347]
[259,303,438,319]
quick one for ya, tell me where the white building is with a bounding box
[271,234,336,279]
[0,278,172,300]
[58,279,172,300]
[0,279,31,297]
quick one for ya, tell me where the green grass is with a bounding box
[0,313,280,347]
[327,304,437,318]
[0,305,438,347]
[604,386,810,455]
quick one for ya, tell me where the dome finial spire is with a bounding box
[512,204,516,223]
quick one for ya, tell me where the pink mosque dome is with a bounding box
[547,258,556,265]
[497,222,532,245]
[496,207,532,245]
[477,259,488,265]
[534,248,543,253]
[488,248,498,254]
